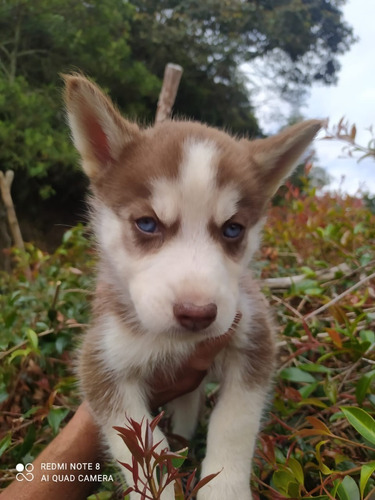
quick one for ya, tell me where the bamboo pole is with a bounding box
[155,63,183,123]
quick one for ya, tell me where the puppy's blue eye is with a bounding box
[135,217,158,234]
[222,222,244,239]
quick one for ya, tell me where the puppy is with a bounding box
[64,74,321,499]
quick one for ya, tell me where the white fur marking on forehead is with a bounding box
[150,140,219,226]
[180,139,218,196]
[214,184,241,224]
[150,139,241,227]
[151,178,180,226]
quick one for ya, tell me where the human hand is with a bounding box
[149,312,242,409]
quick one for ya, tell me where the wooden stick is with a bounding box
[155,63,183,123]
[0,170,25,251]
[0,198,11,271]
[0,170,31,279]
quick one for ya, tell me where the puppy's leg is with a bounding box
[198,303,275,500]
[197,379,267,500]
[167,384,204,439]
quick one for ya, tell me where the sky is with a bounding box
[249,0,375,195]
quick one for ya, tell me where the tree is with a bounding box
[129,0,355,106]
[0,0,161,222]
[0,0,355,243]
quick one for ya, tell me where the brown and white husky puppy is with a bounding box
[64,74,321,500]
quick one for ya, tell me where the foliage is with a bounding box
[0,0,355,216]
[0,225,95,484]
[322,119,375,215]
[130,0,355,87]
[1,187,375,498]
[323,118,375,163]
[254,185,375,499]
[0,0,160,210]
[116,413,219,499]
[128,0,355,131]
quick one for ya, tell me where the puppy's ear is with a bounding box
[63,74,140,179]
[249,120,323,198]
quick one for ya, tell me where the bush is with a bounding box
[1,187,375,499]
[0,225,94,476]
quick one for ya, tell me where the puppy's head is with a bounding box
[64,74,321,339]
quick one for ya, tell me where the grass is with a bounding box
[1,182,375,499]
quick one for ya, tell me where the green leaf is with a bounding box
[340,407,375,445]
[47,407,70,435]
[298,398,327,409]
[300,363,332,374]
[315,440,334,475]
[337,475,360,500]
[171,447,188,469]
[360,461,375,499]
[22,406,41,419]
[7,348,32,363]
[360,330,375,345]
[356,370,375,405]
[287,457,304,486]
[300,266,316,278]
[324,377,338,404]
[0,432,12,458]
[272,469,298,495]
[299,381,319,398]
[18,424,36,458]
[280,367,316,383]
[293,279,323,296]
[26,328,39,350]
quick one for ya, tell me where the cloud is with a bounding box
[303,0,375,193]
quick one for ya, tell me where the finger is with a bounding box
[190,311,242,370]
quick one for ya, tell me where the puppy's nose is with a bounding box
[173,303,217,331]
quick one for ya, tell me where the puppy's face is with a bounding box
[93,128,265,338]
[64,74,321,339]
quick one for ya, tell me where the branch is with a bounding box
[305,271,375,320]
[323,118,375,162]
[262,263,351,290]
[17,49,48,58]
[0,44,11,59]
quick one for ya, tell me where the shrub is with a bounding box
[1,187,375,499]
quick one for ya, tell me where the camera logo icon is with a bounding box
[16,463,34,481]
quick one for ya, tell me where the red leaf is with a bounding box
[150,411,164,432]
[114,426,145,465]
[118,461,133,473]
[127,416,143,438]
[124,486,134,496]
[188,470,222,499]
[326,327,343,348]
[131,454,139,485]
[306,416,331,434]
[185,468,197,493]
[145,421,153,452]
